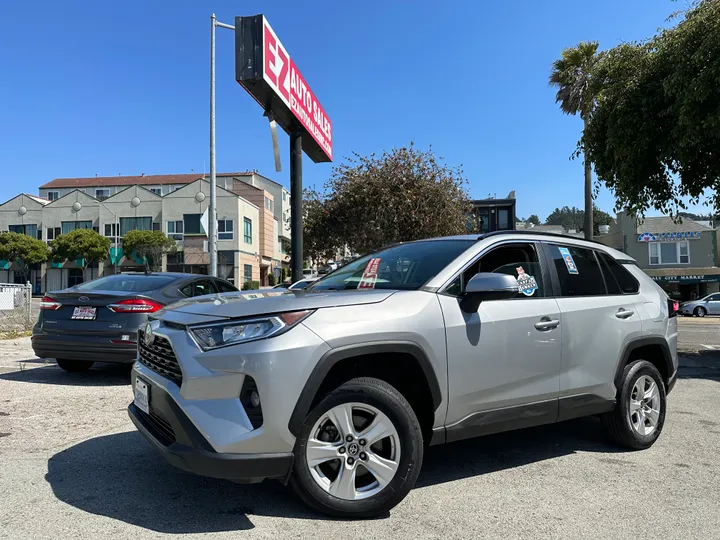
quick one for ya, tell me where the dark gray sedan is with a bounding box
[32,272,237,372]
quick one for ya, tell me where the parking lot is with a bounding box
[1,318,719,540]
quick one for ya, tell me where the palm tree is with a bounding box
[549,41,601,240]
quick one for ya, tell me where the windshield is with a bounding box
[74,274,177,292]
[308,239,475,292]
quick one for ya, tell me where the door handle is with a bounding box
[615,308,634,319]
[534,317,560,331]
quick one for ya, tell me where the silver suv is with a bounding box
[128,232,678,518]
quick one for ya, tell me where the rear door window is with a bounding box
[547,244,606,297]
[180,279,218,297]
[215,280,238,293]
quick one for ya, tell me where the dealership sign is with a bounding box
[235,15,332,163]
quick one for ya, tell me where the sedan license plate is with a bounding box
[134,379,150,415]
[71,306,97,320]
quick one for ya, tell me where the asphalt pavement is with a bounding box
[1,326,719,539]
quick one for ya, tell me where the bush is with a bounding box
[282,267,289,281]
[268,273,276,286]
[243,280,260,291]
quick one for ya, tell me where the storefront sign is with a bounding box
[638,231,701,242]
[651,274,720,284]
[235,15,332,163]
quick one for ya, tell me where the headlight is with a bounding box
[188,310,313,351]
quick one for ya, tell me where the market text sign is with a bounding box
[235,15,332,163]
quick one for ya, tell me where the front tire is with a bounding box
[56,359,94,372]
[695,306,707,317]
[601,360,666,450]
[290,377,423,518]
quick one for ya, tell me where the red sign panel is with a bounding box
[358,258,382,289]
[261,18,332,161]
[236,15,333,163]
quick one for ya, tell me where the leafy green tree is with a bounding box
[51,229,110,276]
[0,232,50,283]
[550,41,603,240]
[584,0,720,216]
[122,230,176,272]
[314,143,470,254]
[526,214,541,226]
[545,205,613,235]
[303,187,341,269]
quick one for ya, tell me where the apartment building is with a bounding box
[0,172,288,292]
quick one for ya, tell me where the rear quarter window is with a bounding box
[548,244,606,297]
[597,252,639,294]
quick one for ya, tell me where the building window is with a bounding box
[264,196,274,213]
[119,217,152,236]
[648,241,690,265]
[68,268,84,287]
[183,214,202,235]
[218,219,234,240]
[9,224,38,238]
[61,221,92,234]
[167,220,184,240]
[244,264,253,283]
[152,222,161,231]
[282,191,287,202]
[150,188,162,195]
[244,217,252,243]
[47,191,59,201]
[498,209,510,230]
[104,223,117,238]
[95,189,110,201]
[46,227,61,241]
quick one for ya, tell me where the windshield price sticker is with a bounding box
[358,258,382,289]
[558,247,579,275]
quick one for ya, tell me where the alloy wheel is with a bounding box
[628,375,661,436]
[305,402,401,501]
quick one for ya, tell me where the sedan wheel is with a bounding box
[695,306,707,317]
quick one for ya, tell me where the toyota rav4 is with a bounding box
[128,232,678,518]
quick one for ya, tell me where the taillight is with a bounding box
[668,298,680,318]
[40,296,61,310]
[107,298,164,313]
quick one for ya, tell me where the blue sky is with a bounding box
[0,0,695,220]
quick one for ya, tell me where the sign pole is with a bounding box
[290,131,303,282]
[208,14,218,277]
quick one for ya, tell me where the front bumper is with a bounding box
[31,330,137,363]
[128,400,293,483]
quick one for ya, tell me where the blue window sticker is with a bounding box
[558,247,579,274]
[515,266,538,296]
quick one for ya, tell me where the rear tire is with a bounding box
[601,360,666,450]
[695,306,707,317]
[56,359,94,372]
[290,377,423,518]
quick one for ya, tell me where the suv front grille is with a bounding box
[137,330,183,386]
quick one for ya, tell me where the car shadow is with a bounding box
[0,361,131,387]
[47,418,623,531]
[677,352,720,382]
[418,416,622,488]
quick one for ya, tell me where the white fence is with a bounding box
[0,283,33,330]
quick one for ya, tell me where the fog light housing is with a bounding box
[240,376,263,429]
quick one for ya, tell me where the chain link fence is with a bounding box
[0,283,34,334]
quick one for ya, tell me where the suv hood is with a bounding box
[155,289,395,324]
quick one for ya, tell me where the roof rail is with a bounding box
[480,229,608,246]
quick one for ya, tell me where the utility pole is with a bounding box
[209,14,235,276]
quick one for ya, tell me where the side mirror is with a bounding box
[460,272,519,313]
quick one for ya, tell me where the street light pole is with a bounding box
[209,14,236,277]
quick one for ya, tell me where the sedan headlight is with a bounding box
[188,310,313,351]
